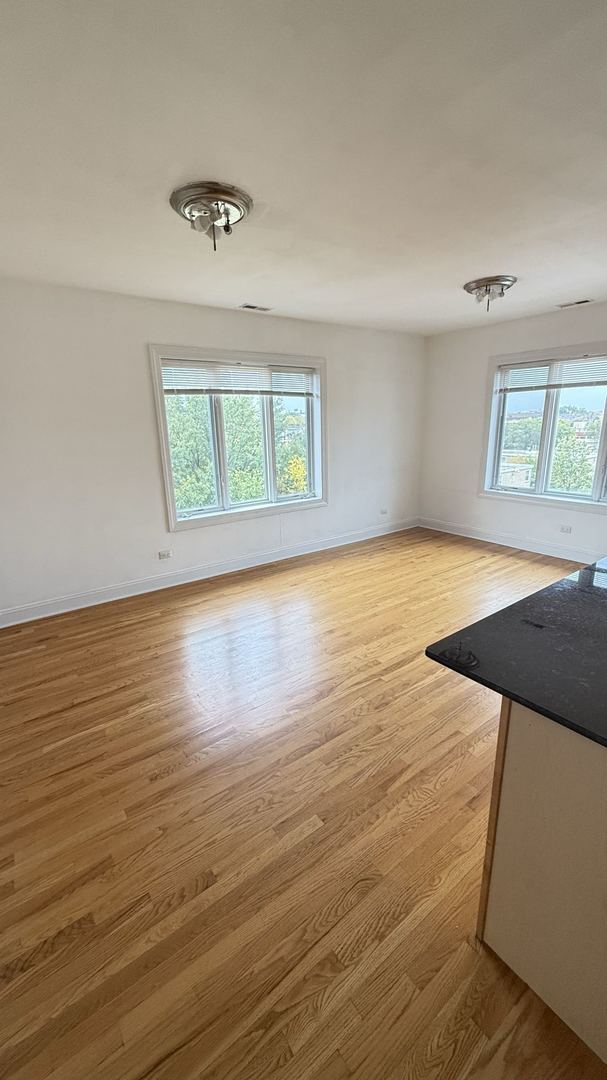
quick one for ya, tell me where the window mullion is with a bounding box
[535,388,558,494]
[212,394,229,509]
[264,395,277,501]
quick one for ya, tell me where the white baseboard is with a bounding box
[418,517,596,565]
[0,519,420,628]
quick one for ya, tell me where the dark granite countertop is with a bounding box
[426,559,607,749]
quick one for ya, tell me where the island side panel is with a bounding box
[476,694,511,941]
[482,701,607,1063]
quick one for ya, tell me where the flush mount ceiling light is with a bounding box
[170,181,253,252]
[463,275,517,312]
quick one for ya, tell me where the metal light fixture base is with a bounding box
[463,275,517,312]
[170,181,253,249]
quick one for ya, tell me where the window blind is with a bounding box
[498,356,607,393]
[162,360,315,397]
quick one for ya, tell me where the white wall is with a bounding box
[0,278,424,623]
[421,303,607,563]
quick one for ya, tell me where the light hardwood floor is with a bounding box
[0,529,605,1080]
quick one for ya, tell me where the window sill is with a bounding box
[480,488,607,516]
[171,496,328,531]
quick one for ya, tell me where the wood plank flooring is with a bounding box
[0,528,605,1079]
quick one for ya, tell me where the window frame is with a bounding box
[482,343,607,509]
[150,344,327,531]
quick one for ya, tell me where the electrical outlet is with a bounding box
[560,525,572,534]
[158,549,173,560]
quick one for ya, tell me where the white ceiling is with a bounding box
[2,0,607,334]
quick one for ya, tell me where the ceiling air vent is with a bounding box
[557,299,594,309]
[239,303,272,312]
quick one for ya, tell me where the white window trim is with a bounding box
[481,341,607,511]
[150,344,328,531]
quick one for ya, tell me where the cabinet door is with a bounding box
[483,701,607,1063]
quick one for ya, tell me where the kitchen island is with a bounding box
[426,558,607,1064]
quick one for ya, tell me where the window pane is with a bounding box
[547,386,607,497]
[273,395,310,497]
[164,394,219,518]
[222,394,267,504]
[497,390,545,489]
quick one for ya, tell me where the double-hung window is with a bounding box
[151,347,325,528]
[485,353,607,504]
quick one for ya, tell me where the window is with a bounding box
[151,348,324,528]
[486,355,607,504]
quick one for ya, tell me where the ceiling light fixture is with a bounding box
[463,275,517,312]
[170,180,253,252]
